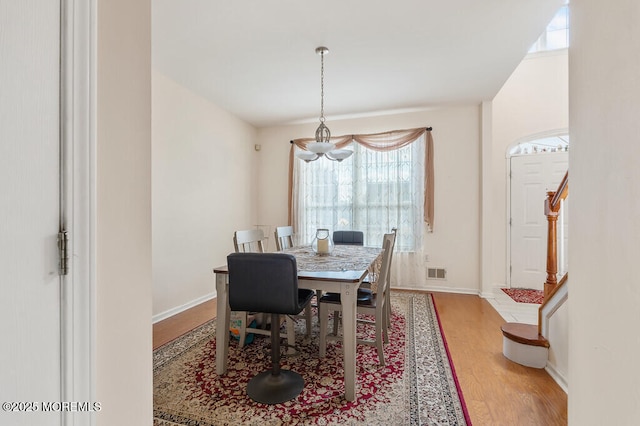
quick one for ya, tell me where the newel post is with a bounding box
[544,191,558,298]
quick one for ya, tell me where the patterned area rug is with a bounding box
[501,288,544,304]
[153,292,470,425]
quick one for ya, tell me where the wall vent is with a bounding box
[427,267,447,280]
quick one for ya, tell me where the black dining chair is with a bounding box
[332,230,364,246]
[227,252,314,404]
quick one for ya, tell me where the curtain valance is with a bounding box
[288,127,434,231]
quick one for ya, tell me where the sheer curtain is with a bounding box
[289,128,433,287]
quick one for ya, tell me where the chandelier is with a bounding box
[296,47,353,163]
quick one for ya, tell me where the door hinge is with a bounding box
[58,230,69,276]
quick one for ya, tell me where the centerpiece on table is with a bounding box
[311,228,334,256]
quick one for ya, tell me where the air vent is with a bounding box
[427,267,447,280]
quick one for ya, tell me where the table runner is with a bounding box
[282,245,383,288]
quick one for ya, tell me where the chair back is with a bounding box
[227,253,304,315]
[233,229,265,253]
[380,232,396,292]
[376,234,395,297]
[333,230,364,246]
[382,228,398,287]
[274,226,294,251]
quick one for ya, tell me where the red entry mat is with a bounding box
[501,288,544,304]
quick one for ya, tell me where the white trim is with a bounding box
[540,280,569,338]
[391,285,479,296]
[480,101,494,297]
[153,292,217,324]
[61,0,96,424]
[545,363,569,394]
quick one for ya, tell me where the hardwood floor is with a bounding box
[153,292,567,425]
[153,299,217,349]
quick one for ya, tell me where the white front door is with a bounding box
[510,152,568,289]
[0,1,62,425]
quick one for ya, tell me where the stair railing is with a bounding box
[544,171,569,298]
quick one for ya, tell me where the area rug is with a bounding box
[153,292,470,425]
[501,288,544,304]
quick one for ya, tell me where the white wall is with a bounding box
[256,106,481,294]
[96,0,152,424]
[569,1,640,423]
[152,71,258,318]
[490,50,569,291]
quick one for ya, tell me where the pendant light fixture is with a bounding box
[296,47,353,163]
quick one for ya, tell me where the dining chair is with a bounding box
[361,228,397,327]
[233,228,266,253]
[326,229,380,303]
[332,230,364,246]
[274,225,294,251]
[227,252,314,404]
[318,233,395,366]
[274,225,315,333]
[232,229,306,350]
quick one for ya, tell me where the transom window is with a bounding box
[529,2,569,53]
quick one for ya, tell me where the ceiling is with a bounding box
[152,0,564,128]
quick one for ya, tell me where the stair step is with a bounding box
[501,323,549,348]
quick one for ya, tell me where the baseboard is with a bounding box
[392,285,479,296]
[152,292,216,324]
[545,362,568,394]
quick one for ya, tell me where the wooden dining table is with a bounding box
[213,244,383,402]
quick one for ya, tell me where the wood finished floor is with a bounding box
[153,292,567,425]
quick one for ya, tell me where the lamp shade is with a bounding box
[326,149,353,162]
[307,141,336,155]
[296,151,319,162]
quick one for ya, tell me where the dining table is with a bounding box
[213,244,383,402]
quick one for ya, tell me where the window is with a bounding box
[293,133,426,252]
[529,2,569,53]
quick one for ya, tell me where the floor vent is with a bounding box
[427,267,447,280]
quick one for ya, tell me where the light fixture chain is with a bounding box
[320,50,325,123]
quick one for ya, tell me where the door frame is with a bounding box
[60,0,95,422]
[505,129,568,289]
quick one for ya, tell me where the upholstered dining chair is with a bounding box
[232,229,309,350]
[332,230,364,246]
[318,233,395,366]
[227,252,314,404]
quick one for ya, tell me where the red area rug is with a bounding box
[153,292,470,425]
[501,288,544,304]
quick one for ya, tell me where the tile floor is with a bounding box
[486,286,539,325]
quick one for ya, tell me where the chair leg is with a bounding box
[238,311,248,348]
[285,316,296,355]
[304,304,312,337]
[385,290,391,330]
[319,302,328,358]
[382,302,390,344]
[375,313,385,366]
[332,310,340,336]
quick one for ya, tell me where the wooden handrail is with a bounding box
[550,171,569,212]
[544,171,569,298]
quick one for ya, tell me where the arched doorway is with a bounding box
[507,132,569,289]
